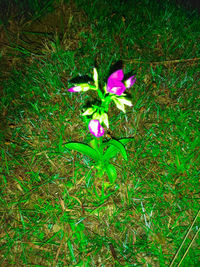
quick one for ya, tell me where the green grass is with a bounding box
[0,0,199,265]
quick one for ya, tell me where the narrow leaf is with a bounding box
[68,240,76,263]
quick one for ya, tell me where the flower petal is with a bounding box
[108,69,124,81]
[107,79,126,96]
[118,97,133,106]
[88,120,104,137]
[125,75,136,88]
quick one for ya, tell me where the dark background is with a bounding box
[177,0,200,11]
[160,0,200,13]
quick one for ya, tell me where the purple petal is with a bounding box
[107,79,126,96]
[108,69,124,82]
[125,75,136,88]
[68,86,82,92]
[89,120,104,137]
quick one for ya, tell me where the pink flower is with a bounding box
[125,75,136,88]
[68,83,91,92]
[88,120,104,137]
[107,69,136,96]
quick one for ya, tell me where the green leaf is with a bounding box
[68,239,76,263]
[103,138,133,162]
[103,84,107,94]
[97,89,104,100]
[65,142,100,161]
[89,138,103,156]
[100,112,109,128]
[106,139,127,160]
[105,164,117,183]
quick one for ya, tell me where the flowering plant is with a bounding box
[65,68,136,183]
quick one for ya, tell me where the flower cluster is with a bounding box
[107,69,136,96]
[68,69,136,137]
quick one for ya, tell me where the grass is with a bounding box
[0,0,200,265]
